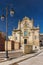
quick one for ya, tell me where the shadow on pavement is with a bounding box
[10,63,19,65]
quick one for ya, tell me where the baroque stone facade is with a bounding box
[8,16,40,50]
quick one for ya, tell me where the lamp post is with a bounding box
[1,7,14,59]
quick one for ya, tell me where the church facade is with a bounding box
[8,16,40,51]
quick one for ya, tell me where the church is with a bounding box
[8,16,40,51]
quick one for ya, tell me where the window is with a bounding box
[24,31,28,36]
[29,32,30,36]
[16,37,17,40]
[35,36,37,39]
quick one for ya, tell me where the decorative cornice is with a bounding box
[31,27,39,30]
[23,36,28,38]
[13,29,21,32]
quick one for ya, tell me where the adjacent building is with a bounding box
[40,34,43,46]
[0,32,5,51]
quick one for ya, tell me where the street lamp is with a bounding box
[1,7,14,59]
[10,8,14,16]
[1,14,5,21]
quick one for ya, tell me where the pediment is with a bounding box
[22,16,30,21]
[21,17,33,29]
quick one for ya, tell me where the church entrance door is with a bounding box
[24,39,27,44]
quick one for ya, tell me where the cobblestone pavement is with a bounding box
[18,52,43,65]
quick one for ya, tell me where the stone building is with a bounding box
[40,34,43,46]
[8,16,40,51]
[0,32,5,51]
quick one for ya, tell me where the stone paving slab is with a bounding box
[0,50,24,62]
[0,50,23,54]
[10,63,18,65]
[0,49,42,65]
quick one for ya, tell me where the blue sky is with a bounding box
[0,0,43,35]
